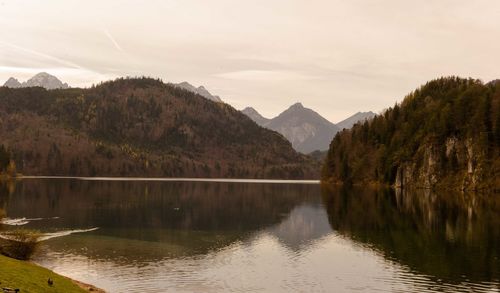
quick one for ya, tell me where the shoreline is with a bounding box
[16,175,321,184]
[69,277,105,293]
[35,263,105,293]
[0,254,105,292]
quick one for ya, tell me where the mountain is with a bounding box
[242,105,377,154]
[336,111,375,130]
[23,72,69,89]
[174,81,222,102]
[3,78,22,88]
[266,103,340,154]
[3,72,69,90]
[0,77,318,179]
[241,107,270,126]
[323,77,500,191]
[242,103,339,154]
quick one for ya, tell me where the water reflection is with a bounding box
[321,185,500,285]
[0,179,498,292]
[267,204,332,250]
[1,179,322,258]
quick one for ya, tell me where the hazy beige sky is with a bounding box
[1,0,499,122]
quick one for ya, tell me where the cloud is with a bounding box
[214,70,320,82]
[2,0,500,122]
[0,40,86,70]
[103,29,124,52]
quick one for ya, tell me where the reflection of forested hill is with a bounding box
[321,185,500,284]
[1,179,321,257]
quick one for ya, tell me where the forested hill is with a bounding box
[0,77,318,179]
[323,77,500,191]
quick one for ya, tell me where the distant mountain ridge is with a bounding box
[173,81,222,102]
[336,111,376,130]
[242,103,339,153]
[241,107,270,126]
[266,103,340,154]
[3,72,69,90]
[242,104,375,154]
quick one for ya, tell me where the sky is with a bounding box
[1,0,499,123]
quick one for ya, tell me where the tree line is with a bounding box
[322,77,500,190]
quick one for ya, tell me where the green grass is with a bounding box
[0,254,86,293]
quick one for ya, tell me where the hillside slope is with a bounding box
[323,77,500,191]
[0,78,318,179]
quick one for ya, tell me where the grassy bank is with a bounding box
[0,254,88,292]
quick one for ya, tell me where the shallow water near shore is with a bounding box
[1,178,499,292]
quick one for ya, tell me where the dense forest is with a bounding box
[323,77,500,191]
[0,77,318,179]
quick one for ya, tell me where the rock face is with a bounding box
[3,72,69,89]
[336,111,376,130]
[394,144,440,189]
[394,137,486,191]
[174,82,222,102]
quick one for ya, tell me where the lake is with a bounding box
[0,178,499,292]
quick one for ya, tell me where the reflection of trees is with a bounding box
[0,180,16,220]
[321,184,500,284]
[6,179,320,257]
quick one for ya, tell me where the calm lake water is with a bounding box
[0,178,499,292]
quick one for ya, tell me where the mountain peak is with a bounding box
[289,102,304,110]
[25,72,69,89]
[32,72,51,78]
[261,102,339,153]
[242,106,257,114]
[336,111,376,130]
[241,107,269,126]
[3,72,69,89]
[174,82,222,102]
[3,77,22,88]
[242,102,376,153]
